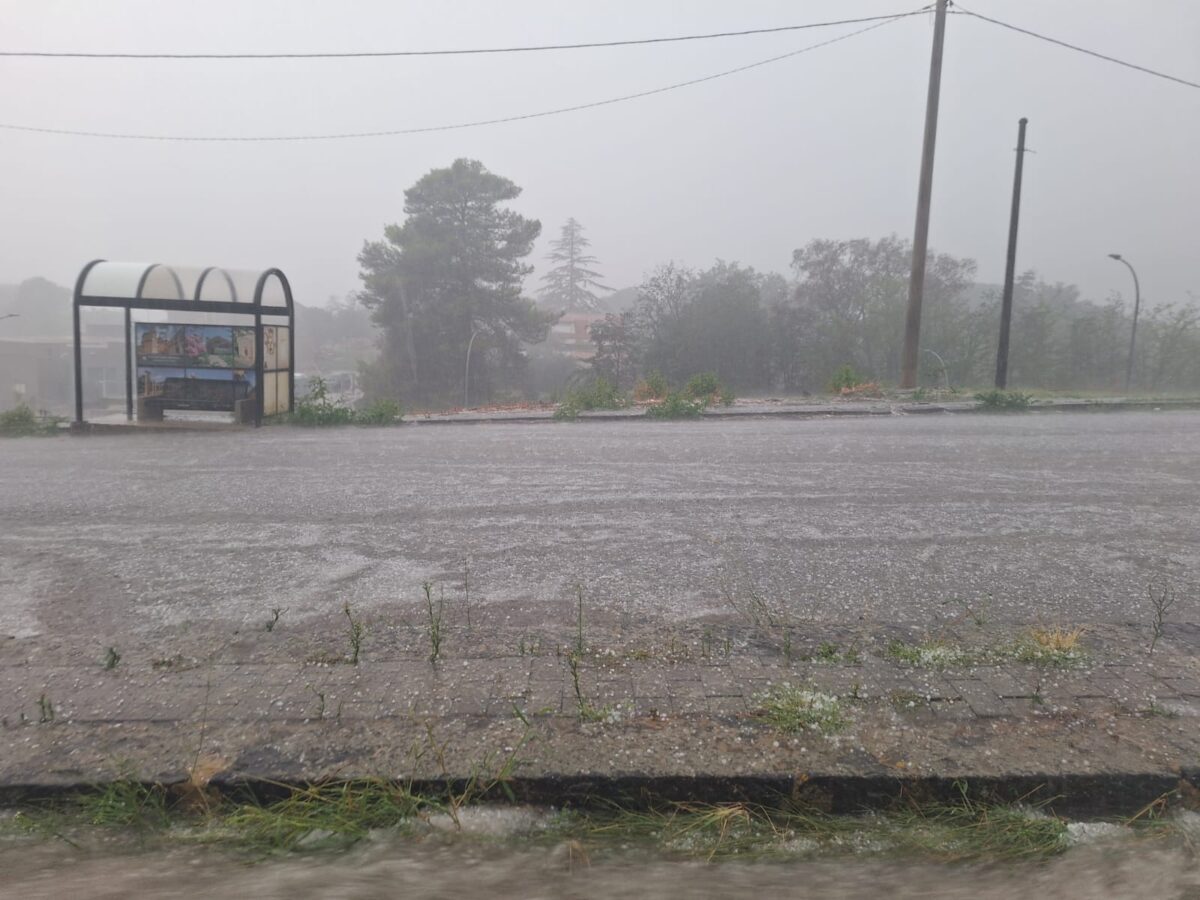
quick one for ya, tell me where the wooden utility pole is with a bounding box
[899,0,949,389]
[994,117,1029,389]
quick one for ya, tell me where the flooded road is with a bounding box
[3,411,1198,645]
[2,837,1198,899]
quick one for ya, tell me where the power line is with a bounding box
[0,9,934,60]
[0,17,908,142]
[955,5,1200,91]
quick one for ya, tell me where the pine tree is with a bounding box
[539,218,610,312]
[357,159,553,405]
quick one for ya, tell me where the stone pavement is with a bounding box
[2,612,1197,814]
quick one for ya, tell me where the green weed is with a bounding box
[829,364,866,393]
[0,404,61,437]
[1012,627,1086,667]
[886,639,971,669]
[103,647,121,670]
[289,377,356,426]
[974,389,1033,411]
[567,789,1071,863]
[889,689,926,712]
[567,652,613,723]
[355,398,403,425]
[645,391,706,419]
[343,602,364,665]
[423,581,445,663]
[753,684,845,734]
[1147,581,1176,655]
[554,377,626,419]
[222,781,423,853]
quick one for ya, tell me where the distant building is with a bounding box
[547,311,605,362]
[0,335,125,414]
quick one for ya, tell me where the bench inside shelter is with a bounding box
[139,377,254,422]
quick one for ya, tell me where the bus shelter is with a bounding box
[72,261,294,427]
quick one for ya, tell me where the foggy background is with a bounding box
[1,0,1197,308]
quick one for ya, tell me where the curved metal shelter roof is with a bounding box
[75,261,292,313]
[72,260,294,427]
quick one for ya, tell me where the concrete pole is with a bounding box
[995,117,1029,390]
[900,0,949,389]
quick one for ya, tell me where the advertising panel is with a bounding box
[136,324,240,369]
[135,321,286,414]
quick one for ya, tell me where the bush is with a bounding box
[680,372,734,406]
[555,377,626,420]
[633,371,669,402]
[684,372,721,399]
[829,364,866,393]
[645,391,706,419]
[974,389,1032,411]
[0,404,61,437]
[355,398,403,426]
[288,376,402,426]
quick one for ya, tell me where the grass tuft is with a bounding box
[219,781,423,853]
[974,389,1033,411]
[1014,626,1086,667]
[753,684,845,734]
[886,639,971,669]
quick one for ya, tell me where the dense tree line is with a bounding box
[355,160,1197,407]
[591,236,1200,395]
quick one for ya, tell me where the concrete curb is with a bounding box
[2,769,1193,819]
[404,398,1200,427]
[66,398,1200,432]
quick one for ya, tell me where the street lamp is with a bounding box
[1107,253,1142,392]
[920,347,951,392]
[464,326,480,410]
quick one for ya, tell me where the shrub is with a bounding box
[355,398,403,426]
[555,377,626,420]
[684,372,721,399]
[829,365,866,393]
[0,404,61,437]
[288,376,401,426]
[680,372,734,406]
[974,389,1032,411]
[552,403,580,421]
[633,371,669,402]
[645,391,706,419]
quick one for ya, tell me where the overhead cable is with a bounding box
[0,9,933,60]
[955,5,1200,91]
[0,17,905,142]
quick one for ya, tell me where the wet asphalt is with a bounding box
[1,410,1197,642]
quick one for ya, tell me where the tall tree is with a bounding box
[357,159,554,406]
[786,236,976,388]
[622,261,776,389]
[539,218,610,312]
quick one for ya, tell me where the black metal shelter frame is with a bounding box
[72,260,294,427]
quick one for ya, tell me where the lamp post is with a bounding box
[920,347,951,392]
[1108,253,1142,392]
[464,326,480,410]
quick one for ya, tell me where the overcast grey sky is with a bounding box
[2,1,1198,309]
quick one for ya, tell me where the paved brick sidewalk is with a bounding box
[3,616,1197,813]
